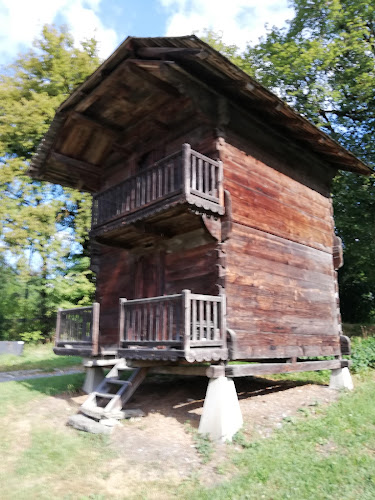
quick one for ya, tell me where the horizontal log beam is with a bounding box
[206,359,349,378]
[71,112,120,136]
[149,365,208,376]
[136,47,206,59]
[127,60,181,97]
[52,152,101,174]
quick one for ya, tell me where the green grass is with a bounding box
[187,372,375,500]
[0,343,82,372]
[0,373,85,417]
[0,374,112,500]
[1,366,375,499]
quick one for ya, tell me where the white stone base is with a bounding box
[329,367,354,391]
[82,366,104,394]
[198,376,243,442]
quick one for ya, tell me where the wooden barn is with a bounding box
[30,36,370,438]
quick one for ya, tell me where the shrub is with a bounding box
[350,336,375,373]
[19,330,44,344]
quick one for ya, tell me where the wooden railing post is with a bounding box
[119,298,127,346]
[55,308,62,346]
[92,302,100,356]
[217,160,224,208]
[220,292,227,350]
[182,143,191,197]
[182,289,191,356]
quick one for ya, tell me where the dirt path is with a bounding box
[28,374,340,490]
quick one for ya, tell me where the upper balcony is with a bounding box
[91,144,224,246]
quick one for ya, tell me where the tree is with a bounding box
[239,1,375,322]
[0,25,99,337]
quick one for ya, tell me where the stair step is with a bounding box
[95,392,115,399]
[107,379,130,386]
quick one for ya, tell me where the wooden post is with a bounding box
[217,160,224,208]
[92,302,100,356]
[182,143,191,198]
[55,308,62,346]
[220,292,227,350]
[119,298,127,347]
[182,289,191,356]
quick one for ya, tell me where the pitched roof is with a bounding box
[30,35,372,185]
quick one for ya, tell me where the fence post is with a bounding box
[92,302,100,356]
[182,289,191,356]
[182,143,191,198]
[119,298,127,347]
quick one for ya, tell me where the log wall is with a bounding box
[221,138,341,359]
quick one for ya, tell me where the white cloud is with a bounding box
[0,0,118,61]
[159,0,294,50]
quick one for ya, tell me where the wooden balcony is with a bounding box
[118,290,228,363]
[91,145,224,246]
[54,304,100,356]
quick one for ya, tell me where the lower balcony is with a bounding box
[54,304,100,357]
[118,291,228,363]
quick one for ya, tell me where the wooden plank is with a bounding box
[206,359,348,378]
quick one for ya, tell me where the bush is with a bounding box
[19,330,44,344]
[350,336,375,373]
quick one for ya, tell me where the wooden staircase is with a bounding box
[80,359,148,420]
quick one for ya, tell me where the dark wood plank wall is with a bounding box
[96,236,219,346]
[221,139,341,359]
[94,127,221,347]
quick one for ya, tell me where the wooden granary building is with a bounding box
[30,36,370,409]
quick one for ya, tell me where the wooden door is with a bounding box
[134,250,165,299]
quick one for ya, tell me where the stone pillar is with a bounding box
[198,376,243,442]
[82,366,104,394]
[329,367,354,391]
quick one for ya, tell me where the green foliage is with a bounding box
[19,330,44,344]
[240,1,375,322]
[185,420,214,463]
[0,25,99,338]
[351,336,375,372]
[191,374,375,500]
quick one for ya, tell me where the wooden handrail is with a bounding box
[55,303,100,349]
[92,145,224,228]
[119,291,226,351]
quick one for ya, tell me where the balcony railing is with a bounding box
[55,303,100,355]
[92,144,224,228]
[119,290,227,354]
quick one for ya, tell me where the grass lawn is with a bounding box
[0,343,82,372]
[0,365,374,499]
[189,372,375,500]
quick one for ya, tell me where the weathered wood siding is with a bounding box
[95,230,219,346]
[221,140,340,359]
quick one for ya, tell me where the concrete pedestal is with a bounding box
[329,367,354,391]
[82,366,105,394]
[198,376,243,442]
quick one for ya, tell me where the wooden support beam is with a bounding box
[70,112,120,136]
[127,60,181,97]
[51,152,101,174]
[149,366,208,376]
[206,359,350,378]
[131,221,174,239]
[136,47,206,59]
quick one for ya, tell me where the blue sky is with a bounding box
[0,0,294,63]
